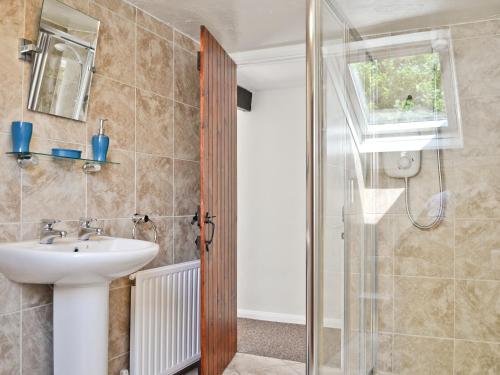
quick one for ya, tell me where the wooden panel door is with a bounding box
[199,26,237,375]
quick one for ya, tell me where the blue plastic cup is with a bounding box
[11,121,33,153]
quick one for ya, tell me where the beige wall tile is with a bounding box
[454,35,500,99]
[394,276,454,337]
[319,327,341,368]
[93,0,135,21]
[454,157,500,219]
[140,217,174,269]
[377,275,393,333]
[0,0,24,37]
[90,3,135,86]
[87,149,135,218]
[174,102,200,161]
[376,214,394,261]
[457,95,500,158]
[110,276,131,290]
[452,19,500,39]
[22,284,53,309]
[0,312,20,375]
[21,149,86,222]
[174,160,199,216]
[108,286,130,358]
[22,304,53,374]
[136,27,173,98]
[174,47,199,107]
[102,218,133,239]
[456,220,500,280]
[392,335,453,375]
[108,353,129,375]
[0,274,20,315]
[377,333,393,373]
[174,31,199,53]
[0,223,19,242]
[394,218,454,277]
[454,340,500,374]
[0,152,21,223]
[87,75,135,151]
[136,9,173,40]
[173,217,199,263]
[136,89,174,157]
[0,35,23,134]
[23,0,43,42]
[136,153,173,216]
[455,279,500,341]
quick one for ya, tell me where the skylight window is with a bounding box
[336,29,463,152]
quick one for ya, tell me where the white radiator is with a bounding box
[130,260,201,375]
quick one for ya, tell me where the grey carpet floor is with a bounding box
[237,318,307,363]
[237,318,342,367]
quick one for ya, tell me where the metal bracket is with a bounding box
[82,163,102,173]
[19,39,41,62]
[15,153,39,168]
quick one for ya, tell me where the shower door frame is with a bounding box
[306,0,376,374]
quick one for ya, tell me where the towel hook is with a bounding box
[132,213,158,243]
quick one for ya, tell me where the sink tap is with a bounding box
[39,219,67,244]
[78,218,104,241]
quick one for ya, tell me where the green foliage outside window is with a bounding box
[350,52,447,125]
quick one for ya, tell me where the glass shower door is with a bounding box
[307,0,376,374]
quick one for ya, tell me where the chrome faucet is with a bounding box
[39,219,67,244]
[78,218,104,241]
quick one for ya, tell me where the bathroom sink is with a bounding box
[0,236,158,375]
[0,236,158,285]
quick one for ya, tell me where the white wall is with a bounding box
[237,86,306,323]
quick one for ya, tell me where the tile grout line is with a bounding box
[391,214,395,372]
[20,0,27,370]
[452,213,456,374]
[172,32,177,264]
[134,10,138,218]
[378,329,500,345]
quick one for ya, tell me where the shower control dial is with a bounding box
[398,153,414,170]
[382,151,421,178]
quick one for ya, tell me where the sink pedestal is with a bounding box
[54,283,110,375]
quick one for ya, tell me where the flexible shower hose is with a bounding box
[404,145,445,231]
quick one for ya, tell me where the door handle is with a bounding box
[204,212,216,252]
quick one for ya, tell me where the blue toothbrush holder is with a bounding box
[11,121,33,153]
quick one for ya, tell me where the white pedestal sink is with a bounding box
[0,237,158,375]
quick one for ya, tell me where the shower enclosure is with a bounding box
[307,0,500,374]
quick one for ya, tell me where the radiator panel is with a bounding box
[131,260,200,375]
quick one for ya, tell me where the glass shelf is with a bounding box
[6,152,119,173]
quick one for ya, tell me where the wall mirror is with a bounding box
[27,0,100,121]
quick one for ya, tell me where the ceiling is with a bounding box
[237,59,305,92]
[128,0,500,53]
[127,0,305,53]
